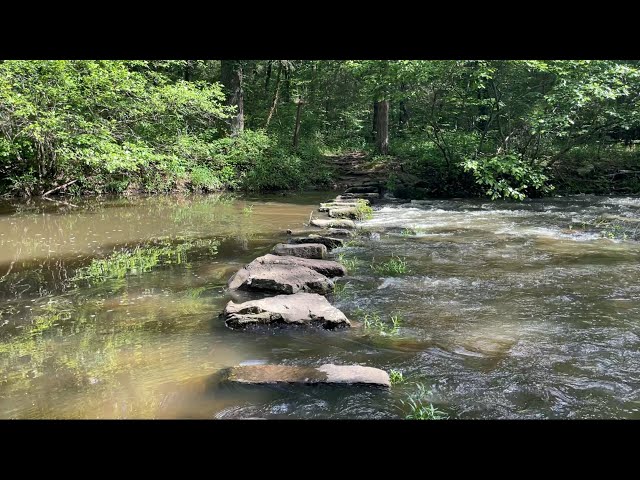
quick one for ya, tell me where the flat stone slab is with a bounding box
[289,235,344,249]
[251,254,346,277]
[329,207,360,219]
[228,264,332,294]
[344,186,379,194]
[311,218,356,229]
[272,243,327,259]
[319,201,366,212]
[223,292,350,329]
[222,364,390,388]
[336,193,379,201]
[326,228,355,237]
[228,254,345,293]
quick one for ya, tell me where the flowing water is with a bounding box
[0,193,639,419]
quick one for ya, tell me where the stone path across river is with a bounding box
[218,168,390,388]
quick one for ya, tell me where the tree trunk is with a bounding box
[265,63,282,128]
[264,60,272,94]
[376,99,389,155]
[372,101,379,142]
[399,83,409,131]
[184,60,192,81]
[293,100,304,149]
[221,60,244,136]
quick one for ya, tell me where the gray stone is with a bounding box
[223,292,350,329]
[252,254,346,277]
[335,193,379,201]
[319,201,364,212]
[289,235,344,249]
[272,243,327,259]
[326,228,355,237]
[311,218,356,229]
[222,364,390,388]
[344,186,379,194]
[228,264,332,294]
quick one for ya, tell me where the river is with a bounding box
[0,193,638,418]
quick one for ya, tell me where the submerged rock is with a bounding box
[221,364,390,388]
[272,243,327,259]
[288,235,344,249]
[311,218,356,229]
[223,292,350,329]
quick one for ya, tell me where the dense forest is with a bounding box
[1,60,639,199]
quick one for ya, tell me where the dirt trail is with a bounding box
[323,152,388,191]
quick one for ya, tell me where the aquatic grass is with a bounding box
[72,239,219,283]
[354,202,374,220]
[389,369,404,385]
[336,252,359,272]
[370,255,409,276]
[242,204,254,215]
[332,281,352,299]
[357,309,402,336]
[404,399,449,420]
[400,226,427,236]
[569,216,639,241]
[400,383,449,420]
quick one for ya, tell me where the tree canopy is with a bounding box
[1,60,639,198]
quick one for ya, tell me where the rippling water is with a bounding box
[1,193,639,418]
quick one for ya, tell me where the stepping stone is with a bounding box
[328,207,360,219]
[223,292,350,329]
[221,364,390,388]
[326,228,355,237]
[289,235,344,249]
[250,254,346,277]
[344,186,379,194]
[272,243,327,259]
[228,254,345,294]
[227,264,332,294]
[311,218,356,229]
[319,201,366,212]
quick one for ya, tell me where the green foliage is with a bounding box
[354,201,374,220]
[370,255,409,276]
[3,60,640,198]
[462,154,554,200]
